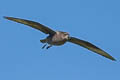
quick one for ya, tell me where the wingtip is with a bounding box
[4,16,18,22]
[105,54,116,61]
[3,16,11,19]
[108,56,116,61]
[3,16,11,20]
[111,58,116,61]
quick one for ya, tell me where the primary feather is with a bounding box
[68,37,116,61]
[4,16,55,35]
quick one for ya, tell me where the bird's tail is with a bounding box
[40,39,47,43]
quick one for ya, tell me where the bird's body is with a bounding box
[46,31,69,45]
[4,16,116,61]
[40,31,69,48]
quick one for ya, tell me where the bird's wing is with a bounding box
[68,37,116,61]
[4,16,56,35]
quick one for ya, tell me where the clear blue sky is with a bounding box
[0,0,120,80]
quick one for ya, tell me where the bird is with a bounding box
[4,16,116,61]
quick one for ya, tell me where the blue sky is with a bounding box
[0,0,120,80]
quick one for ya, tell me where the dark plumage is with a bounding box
[4,16,116,61]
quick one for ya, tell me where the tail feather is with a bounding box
[40,39,47,43]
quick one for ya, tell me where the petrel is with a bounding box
[4,16,116,61]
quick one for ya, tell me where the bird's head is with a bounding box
[56,31,70,40]
[63,32,70,40]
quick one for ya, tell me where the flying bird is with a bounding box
[4,16,116,61]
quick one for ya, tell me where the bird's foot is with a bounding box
[42,44,52,49]
[42,44,47,49]
[46,45,52,49]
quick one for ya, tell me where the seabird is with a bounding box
[4,16,116,61]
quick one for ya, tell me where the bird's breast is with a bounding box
[47,33,67,46]
[51,40,67,46]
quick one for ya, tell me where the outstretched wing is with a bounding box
[68,37,116,61]
[4,16,56,35]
